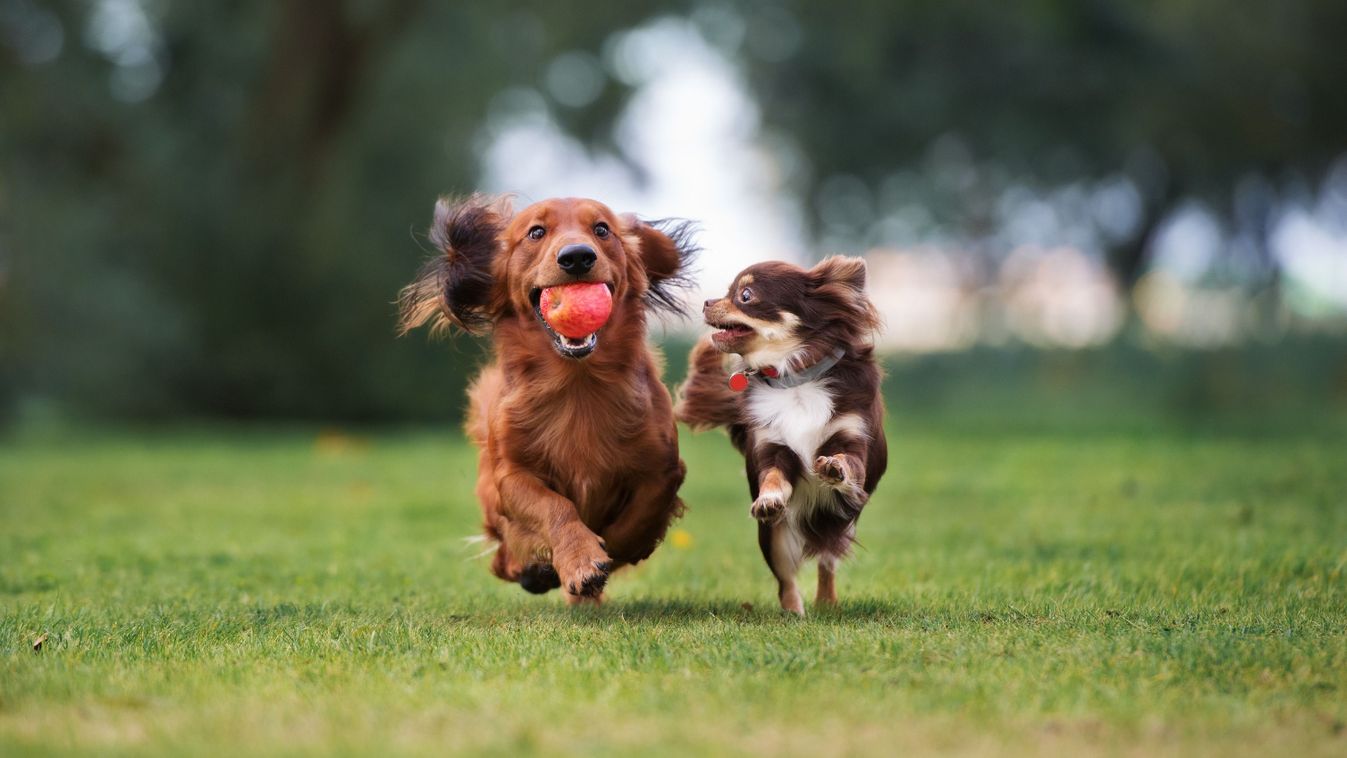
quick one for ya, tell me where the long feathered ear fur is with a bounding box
[809,255,882,334]
[623,216,701,317]
[398,194,512,337]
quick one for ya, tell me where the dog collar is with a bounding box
[728,348,847,392]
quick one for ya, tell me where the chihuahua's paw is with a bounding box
[813,454,850,485]
[814,454,868,505]
[751,491,788,524]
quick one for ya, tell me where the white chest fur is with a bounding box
[747,380,840,519]
[747,380,835,470]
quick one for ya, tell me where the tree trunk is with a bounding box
[244,0,423,184]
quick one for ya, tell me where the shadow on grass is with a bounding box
[556,596,1189,632]
[560,595,914,624]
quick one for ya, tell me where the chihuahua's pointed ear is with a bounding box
[810,255,868,293]
[621,215,700,316]
[810,255,880,333]
[398,194,512,336]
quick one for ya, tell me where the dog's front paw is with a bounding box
[751,491,787,524]
[517,563,560,594]
[554,526,612,598]
[564,558,612,598]
[814,454,850,485]
[814,454,868,506]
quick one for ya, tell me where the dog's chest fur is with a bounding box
[746,379,840,517]
[746,380,836,465]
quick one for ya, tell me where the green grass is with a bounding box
[2,421,1345,756]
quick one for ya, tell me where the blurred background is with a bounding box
[3,0,1346,429]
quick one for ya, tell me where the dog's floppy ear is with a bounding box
[398,194,511,336]
[621,215,700,316]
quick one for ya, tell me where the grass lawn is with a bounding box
[2,420,1345,755]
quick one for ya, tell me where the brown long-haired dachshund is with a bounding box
[399,195,697,604]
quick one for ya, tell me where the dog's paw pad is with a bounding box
[518,563,560,595]
[566,561,611,598]
[750,494,786,523]
[813,455,847,485]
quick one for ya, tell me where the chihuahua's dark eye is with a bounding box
[528,225,546,241]
[739,287,753,303]
[593,222,610,239]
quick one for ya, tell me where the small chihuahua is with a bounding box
[676,257,887,615]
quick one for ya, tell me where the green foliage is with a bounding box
[658,334,1347,434]
[3,2,1345,422]
[878,336,1347,432]
[731,0,1347,279]
[2,422,1344,754]
[741,0,1347,184]
[0,2,679,420]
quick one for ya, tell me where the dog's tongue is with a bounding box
[540,282,613,338]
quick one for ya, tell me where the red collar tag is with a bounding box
[729,365,780,392]
[728,372,749,392]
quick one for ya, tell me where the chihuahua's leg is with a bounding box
[815,524,854,607]
[750,443,800,524]
[813,428,870,518]
[816,553,838,606]
[751,468,792,524]
[758,520,806,616]
[496,465,611,599]
[750,443,806,614]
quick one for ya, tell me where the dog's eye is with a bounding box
[528,225,546,241]
[593,222,610,239]
[739,287,753,303]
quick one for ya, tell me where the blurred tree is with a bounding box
[0,0,675,421]
[724,0,1347,289]
[3,0,1344,422]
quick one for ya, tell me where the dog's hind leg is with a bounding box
[758,520,806,616]
[599,457,687,566]
[749,443,806,615]
[816,554,838,607]
[815,521,857,607]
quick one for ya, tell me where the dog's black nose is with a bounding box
[557,244,597,275]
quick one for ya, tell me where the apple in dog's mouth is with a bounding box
[531,282,614,359]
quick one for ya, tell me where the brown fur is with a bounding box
[401,195,696,602]
[676,256,887,615]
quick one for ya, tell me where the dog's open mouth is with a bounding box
[710,320,755,345]
[530,286,612,359]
